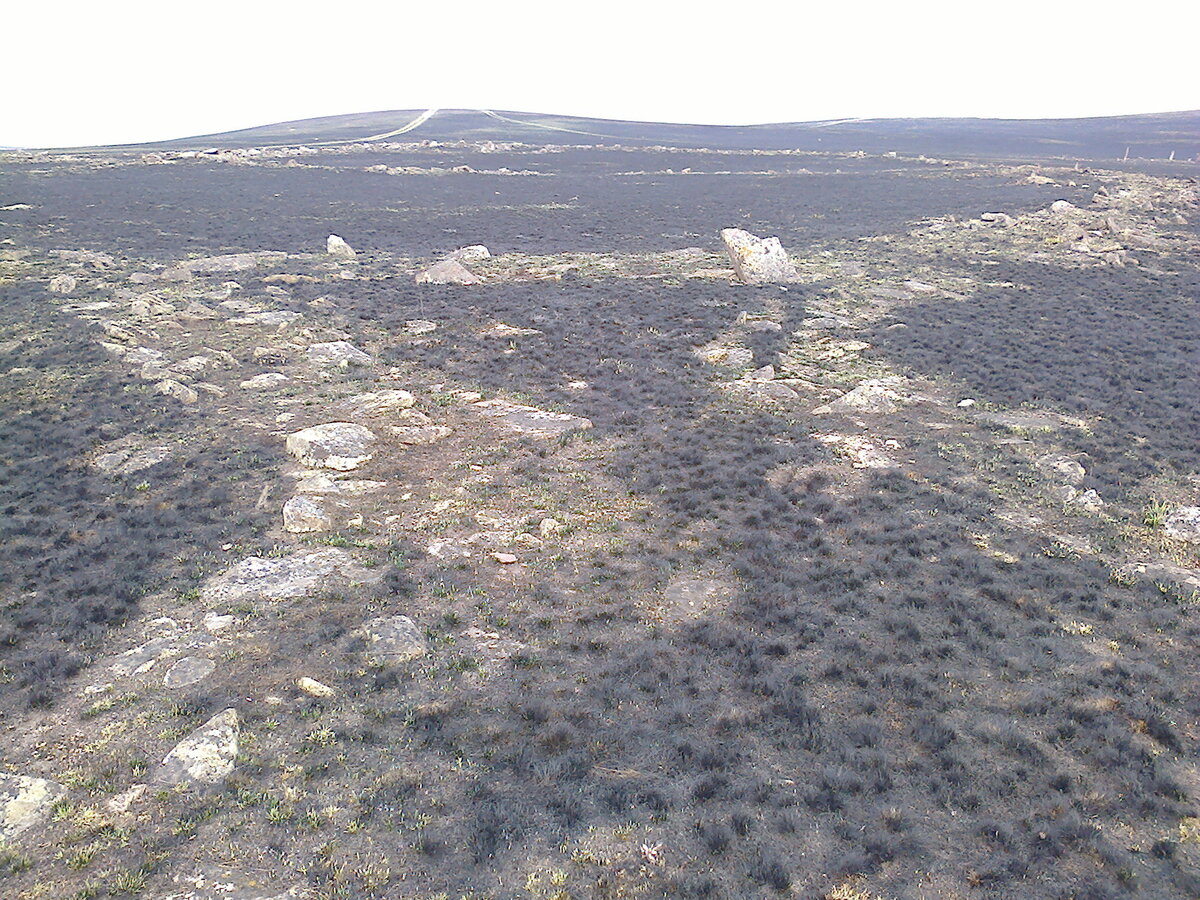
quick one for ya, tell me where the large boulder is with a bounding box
[415,259,483,285]
[200,548,381,605]
[326,234,356,260]
[286,422,376,470]
[1,774,66,841]
[153,709,239,787]
[720,228,797,284]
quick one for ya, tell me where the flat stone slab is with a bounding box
[473,399,592,437]
[94,443,173,476]
[339,389,415,417]
[365,616,428,665]
[283,496,333,533]
[286,422,376,470]
[153,709,239,787]
[0,773,66,841]
[164,656,216,689]
[306,340,372,367]
[200,548,381,605]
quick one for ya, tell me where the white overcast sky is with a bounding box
[7,1,1199,147]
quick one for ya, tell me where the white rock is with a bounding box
[326,234,356,259]
[1036,453,1086,486]
[286,422,376,470]
[307,340,372,367]
[241,372,289,390]
[200,548,381,605]
[283,496,333,533]
[415,259,483,285]
[447,244,491,261]
[815,377,913,415]
[297,676,336,698]
[1164,506,1200,543]
[0,774,66,841]
[153,709,239,786]
[340,389,415,416]
[156,379,199,404]
[720,228,797,284]
[48,274,77,294]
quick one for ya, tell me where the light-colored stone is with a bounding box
[696,346,754,369]
[241,372,289,390]
[0,773,66,841]
[365,616,428,665]
[283,496,333,533]
[293,473,387,495]
[814,376,913,415]
[297,677,336,698]
[474,399,592,437]
[1036,453,1086,486]
[307,340,372,367]
[286,422,376,470]
[539,517,562,538]
[492,552,518,564]
[94,444,173,476]
[164,657,216,689]
[1164,506,1200,543]
[156,379,199,404]
[48,274,77,294]
[326,234,356,259]
[200,548,381,605]
[403,319,438,335]
[392,424,452,445]
[720,228,797,284]
[415,258,483,285]
[153,709,239,787]
[340,389,415,416]
[446,244,491,261]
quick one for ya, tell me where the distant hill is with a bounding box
[115,108,1200,161]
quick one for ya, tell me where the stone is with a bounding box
[283,496,333,533]
[745,365,776,381]
[297,677,336,698]
[981,212,1015,225]
[403,319,438,335]
[697,346,754,369]
[814,377,913,415]
[307,340,372,367]
[1069,489,1104,513]
[392,424,452,445]
[161,253,266,280]
[326,234,356,259]
[1164,506,1200,543]
[365,616,428,665]
[286,422,376,470]
[415,258,483,285]
[153,709,239,787]
[48,274,77,294]
[492,552,518,564]
[1036,453,1086,485]
[230,310,302,327]
[473,399,593,437]
[0,773,66,841]
[293,473,387,495]
[111,636,178,677]
[340,389,415,416]
[719,228,797,284]
[200,548,380,605]
[446,244,491,261]
[1049,200,1077,214]
[156,379,200,404]
[94,444,173,476]
[162,867,306,900]
[51,248,115,269]
[241,372,289,390]
[164,656,216,689]
[539,517,562,538]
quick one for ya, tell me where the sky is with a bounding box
[7,1,1199,148]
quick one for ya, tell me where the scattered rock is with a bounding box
[1049,200,1077,214]
[283,496,333,533]
[241,372,289,390]
[392,424,452,445]
[297,677,336,698]
[492,552,519,564]
[156,379,200,404]
[340,389,416,416]
[816,433,899,469]
[365,616,428,665]
[696,346,754,369]
[903,280,938,293]
[403,319,438,335]
[230,310,302,327]
[162,866,306,900]
[1035,453,1086,485]
[981,212,1015,226]
[416,258,483,285]
[286,422,376,470]
[1164,506,1200,543]
[481,321,541,337]
[446,244,491,261]
[51,249,115,269]
[111,636,179,677]
[48,274,77,294]
[153,709,239,787]
[161,253,267,280]
[293,473,387,495]
[94,443,173,476]
[814,377,914,415]
[720,228,797,284]
[474,399,593,437]
[307,340,372,367]
[326,234,356,259]
[200,549,381,605]
[539,517,562,538]
[744,365,776,382]
[164,657,216,689]
[0,773,66,841]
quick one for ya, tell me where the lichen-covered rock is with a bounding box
[200,548,380,605]
[0,773,66,841]
[164,657,216,689]
[814,377,913,415]
[240,372,289,390]
[1164,506,1200,543]
[365,616,428,665]
[283,496,333,533]
[720,228,797,284]
[326,234,356,259]
[415,258,483,285]
[286,422,376,470]
[153,709,239,787]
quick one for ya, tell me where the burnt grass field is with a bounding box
[1,117,1199,900]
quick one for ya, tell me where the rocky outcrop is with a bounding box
[474,399,593,437]
[153,709,239,787]
[200,548,381,605]
[286,422,377,470]
[814,377,914,415]
[339,389,415,417]
[415,259,483,285]
[720,228,797,284]
[1,773,66,841]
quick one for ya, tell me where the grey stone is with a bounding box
[1164,506,1200,543]
[157,379,199,404]
[48,274,77,294]
[815,377,912,415]
[415,259,483,285]
[339,389,415,416]
[446,244,491,261]
[94,444,173,476]
[326,234,356,259]
[720,228,797,284]
[153,709,239,787]
[240,372,289,390]
[200,548,380,605]
[0,773,66,841]
[365,616,428,665]
[164,657,216,689]
[307,340,372,367]
[473,399,592,437]
[286,422,376,470]
[1036,453,1086,485]
[283,496,333,533]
